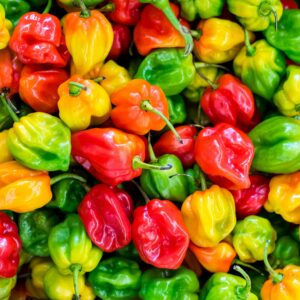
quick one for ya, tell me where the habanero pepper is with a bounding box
[0,130,13,163]
[57,0,105,12]
[0,0,30,27]
[0,276,16,300]
[0,4,11,50]
[281,0,298,8]
[166,94,187,126]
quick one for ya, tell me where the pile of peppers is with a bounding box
[1,0,300,299]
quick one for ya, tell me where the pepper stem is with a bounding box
[98,2,115,12]
[131,180,150,203]
[70,264,82,300]
[42,0,52,14]
[198,168,207,191]
[132,156,172,171]
[69,82,88,97]
[0,93,19,122]
[233,265,251,299]
[50,173,87,186]
[190,29,202,40]
[93,76,106,83]
[259,2,278,31]
[195,70,218,90]
[194,62,231,73]
[244,30,256,57]
[233,258,265,276]
[140,100,183,144]
[264,240,284,284]
[147,134,157,162]
[76,0,91,17]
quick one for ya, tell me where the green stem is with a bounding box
[132,156,172,171]
[259,2,278,31]
[244,30,256,57]
[131,180,150,203]
[70,264,82,300]
[198,168,207,191]
[233,259,265,276]
[93,76,106,83]
[42,0,52,14]
[50,173,87,186]
[0,94,19,122]
[233,265,251,299]
[147,134,157,162]
[69,82,88,97]
[264,240,284,284]
[195,70,218,90]
[190,29,202,40]
[194,62,231,73]
[140,100,183,144]
[76,0,91,17]
[98,2,115,12]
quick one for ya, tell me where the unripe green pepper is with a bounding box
[88,257,142,300]
[0,276,16,300]
[166,94,187,125]
[0,0,30,27]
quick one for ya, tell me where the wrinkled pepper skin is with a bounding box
[195,123,254,190]
[135,48,195,96]
[181,185,236,247]
[132,199,189,269]
[0,276,16,300]
[88,257,142,300]
[63,10,113,76]
[78,184,132,253]
[18,208,62,257]
[249,116,300,174]
[0,0,30,27]
[71,128,146,186]
[0,161,52,213]
[0,130,13,163]
[234,39,286,101]
[273,65,300,116]
[48,214,103,275]
[265,171,300,224]
[264,9,300,64]
[7,112,71,172]
[0,212,21,278]
[232,216,277,263]
[227,0,283,31]
[139,266,200,300]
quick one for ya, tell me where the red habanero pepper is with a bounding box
[9,12,69,67]
[19,65,69,114]
[0,212,22,278]
[107,0,143,26]
[281,0,298,9]
[153,125,197,168]
[78,184,132,252]
[230,175,270,219]
[133,3,187,56]
[107,23,132,61]
[200,74,255,131]
[132,199,189,269]
[194,123,254,190]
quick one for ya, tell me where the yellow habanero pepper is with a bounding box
[181,185,237,247]
[265,172,300,224]
[0,161,52,212]
[0,4,11,49]
[0,130,13,163]
[193,18,255,64]
[63,7,113,76]
[58,75,111,132]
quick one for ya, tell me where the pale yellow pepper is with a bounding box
[0,4,11,49]
[0,130,13,163]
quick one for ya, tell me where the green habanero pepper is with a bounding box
[232,215,277,263]
[48,214,103,300]
[139,266,200,300]
[116,242,141,261]
[0,0,30,27]
[88,257,142,300]
[134,48,195,96]
[248,116,300,174]
[273,65,300,116]
[140,142,189,202]
[177,0,225,21]
[57,0,105,10]
[0,95,71,172]
[264,9,300,64]
[247,269,267,300]
[185,164,205,194]
[233,32,286,101]
[18,208,62,257]
[227,0,283,31]
[26,0,48,9]
[0,276,16,300]
[269,235,300,269]
[166,94,187,125]
[200,266,258,300]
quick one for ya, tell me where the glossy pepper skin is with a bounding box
[264,9,300,63]
[63,9,113,76]
[0,212,21,278]
[88,257,142,300]
[78,184,132,253]
[232,216,277,263]
[0,4,11,50]
[201,74,255,131]
[135,48,195,96]
[230,175,270,219]
[132,199,189,269]
[18,208,62,257]
[0,275,16,300]
[133,3,186,56]
[0,0,30,27]
[249,116,300,174]
[181,185,236,247]
[0,161,52,212]
[227,0,283,31]
[167,95,187,125]
[195,123,254,190]
[234,39,286,101]
[153,125,196,168]
[193,18,254,64]
[9,12,69,67]
[139,266,200,300]
[0,130,13,163]
[273,65,300,116]
[265,172,300,224]
[111,79,169,135]
[19,65,69,114]
[71,128,146,186]
[58,75,111,131]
